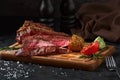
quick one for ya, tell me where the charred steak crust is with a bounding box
[15,20,70,56]
[16,20,69,44]
[17,20,53,32]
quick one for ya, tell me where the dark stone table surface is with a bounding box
[0,34,120,80]
[0,0,119,79]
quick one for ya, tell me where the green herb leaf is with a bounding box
[79,55,91,58]
[0,46,18,51]
[79,53,103,60]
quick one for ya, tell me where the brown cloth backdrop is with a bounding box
[72,0,120,42]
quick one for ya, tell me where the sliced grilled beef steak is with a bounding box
[16,20,69,44]
[28,34,70,47]
[15,20,70,56]
[15,36,68,56]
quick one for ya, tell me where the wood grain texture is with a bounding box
[0,45,116,71]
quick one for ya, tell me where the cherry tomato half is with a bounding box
[81,41,99,55]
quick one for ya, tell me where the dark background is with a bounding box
[1,1,120,80]
[0,0,107,35]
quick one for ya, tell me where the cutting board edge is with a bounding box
[0,45,116,71]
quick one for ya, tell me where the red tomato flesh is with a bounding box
[81,41,99,55]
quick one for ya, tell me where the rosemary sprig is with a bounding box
[79,47,108,60]
[92,53,103,60]
[79,54,103,60]
[0,46,19,51]
[79,55,91,58]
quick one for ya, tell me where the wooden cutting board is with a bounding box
[0,45,116,71]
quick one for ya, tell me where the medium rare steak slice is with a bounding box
[15,20,70,56]
[16,20,53,44]
[15,36,68,56]
[16,20,69,44]
[30,34,70,47]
